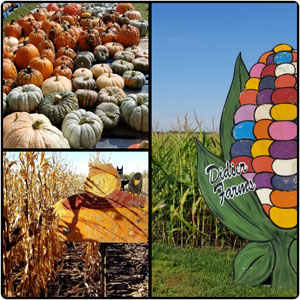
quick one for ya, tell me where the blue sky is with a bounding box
[6,152,149,176]
[152,2,297,132]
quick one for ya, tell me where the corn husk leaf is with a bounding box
[220,53,249,161]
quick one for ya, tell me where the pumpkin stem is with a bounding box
[32,120,44,130]
[55,73,59,81]
[26,66,32,73]
[10,19,15,25]
[137,96,144,105]
[107,70,111,78]
[79,117,94,125]
[106,112,116,118]
[53,94,62,104]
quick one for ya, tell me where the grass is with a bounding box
[133,3,149,21]
[152,243,298,298]
[3,3,38,27]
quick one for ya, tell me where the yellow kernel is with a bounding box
[270,104,297,121]
[273,44,292,53]
[251,140,273,158]
[269,207,297,229]
[245,78,260,90]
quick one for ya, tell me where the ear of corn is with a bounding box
[231,43,297,229]
[194,44,297,289]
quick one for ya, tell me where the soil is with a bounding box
[47,242,149,298]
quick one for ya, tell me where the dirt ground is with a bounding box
[47,242,149,297]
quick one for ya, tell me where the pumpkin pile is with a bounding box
[3,2,149,149]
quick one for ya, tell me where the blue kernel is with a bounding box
[232,121,256,140]
[230,139,254,157]
[274,51,293,64]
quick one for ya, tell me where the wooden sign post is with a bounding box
[53,164,148,297]
[54,164,148,243]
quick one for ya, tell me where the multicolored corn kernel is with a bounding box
[231,44,297,229]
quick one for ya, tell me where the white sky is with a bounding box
[6,152,149,176]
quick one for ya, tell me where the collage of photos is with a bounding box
[1,1,298,299]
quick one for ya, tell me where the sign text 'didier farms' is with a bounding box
[205,161,256,206]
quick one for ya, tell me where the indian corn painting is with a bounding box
[194,44,297,289]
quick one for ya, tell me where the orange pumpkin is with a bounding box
[3,59,18,80]
[15,41,40,70]
[29,28,47,47]
[38,37,55,54]
[53,55,74,71]
[41,46,55,63]
[33,9,47,22]
[54,25,77,49]
[105,42,124,56]
[16,66,43,87]
[22,18,40,36]
[41,20,62,36]
[78,29,101,51]
[4,20,22,39]
[52,65,73,79]
[100,28,116,44]
[29,56,53,80]
[116,24,140,47]
[106,22,121,31]
[62,15,76,26]
[56,46,76,60]
[18,14,31,28]
[124,10,142,20]
[3,79,17,94]
[116,3,134,14]
[3,42,9,58]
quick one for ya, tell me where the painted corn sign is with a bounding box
[54,164,148,243]
[194,44,297,289]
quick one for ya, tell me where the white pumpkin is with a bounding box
[41,74,72,96]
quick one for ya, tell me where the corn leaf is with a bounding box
[289,239,297,274]
[194,138,275,241]
[220,53,249,161]
[234,241,274,285]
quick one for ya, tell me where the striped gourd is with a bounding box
[231,44,297,229]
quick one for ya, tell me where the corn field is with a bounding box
[2,152,102,297]
[152,119,246,249]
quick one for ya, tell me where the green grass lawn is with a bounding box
[152,243,298,298]
[133,3,149,21]
[3,3,39,27]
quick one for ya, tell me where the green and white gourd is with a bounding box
[62,109,103,148]
[111,60,134,75]
[97,86,126,106]
[120,93,148,132]
[123,71,146,89]
[95,102,120,130]
[7,84,43,113]
[94,45,110,63]
[75,89,98,108]
[73,76,96,90]
[130,19,148,36]
[37,91,79,127]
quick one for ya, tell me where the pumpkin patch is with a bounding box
[3,2,149,149]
